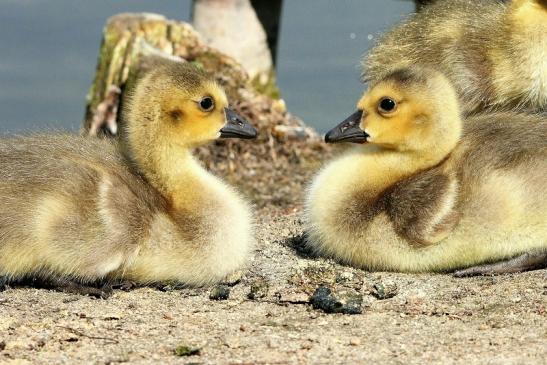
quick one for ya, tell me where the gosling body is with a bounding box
[0,60,256,286]
[364,0,547,114]
[306,67,547,273]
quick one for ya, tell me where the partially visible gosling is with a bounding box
[0,59,257,288]
[364,0,547,114]
[305,66,547,274]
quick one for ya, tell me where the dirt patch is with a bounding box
[1,208,545,364]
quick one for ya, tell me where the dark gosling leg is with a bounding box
[454,249,547,277]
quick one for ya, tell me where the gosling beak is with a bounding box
[324,110,368,144]
[220,108,258,139]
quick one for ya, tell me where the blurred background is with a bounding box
[0,0,414,134]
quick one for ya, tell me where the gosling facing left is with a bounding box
[0,59,257,287]
[305,66,546,274]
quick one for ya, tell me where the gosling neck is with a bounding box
[359,148,443,190]
[348,132,458,197]
[129,140,210,207]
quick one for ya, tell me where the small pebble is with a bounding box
[248,278,269,300]
[349,338,361,346]
[336,271,354,283]
[371,281,398,300]
[174,345,201,357]
[310,286,363,315]
[209,285,230,300]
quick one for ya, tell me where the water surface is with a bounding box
[0,0,413,134]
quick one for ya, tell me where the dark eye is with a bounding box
[378,98,397,113]
[199,97,214,112]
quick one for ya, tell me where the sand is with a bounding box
[0,208,545,365]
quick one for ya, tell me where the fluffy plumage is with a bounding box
[305,67,547,272]
[0,59,256,286]
[364,0,547,115]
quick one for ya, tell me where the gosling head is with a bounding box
[123,59,257,153]
[325,67,462,156]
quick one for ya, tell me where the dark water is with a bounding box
[0,0,413,134]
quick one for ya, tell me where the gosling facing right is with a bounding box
[0,59,257,287]
[305,66,546,275]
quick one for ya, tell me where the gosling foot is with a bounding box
[110,280,139,291]
[454,250,547,277]
[24,277,113,299]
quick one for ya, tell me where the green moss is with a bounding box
[250,69,281,99]
[174,345,201,357]
[190,60,205,70]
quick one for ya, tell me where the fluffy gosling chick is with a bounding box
[0,60,257,287]
[305,66,547,274]
[364,0,547,115]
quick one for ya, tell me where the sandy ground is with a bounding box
[0,208,546,365]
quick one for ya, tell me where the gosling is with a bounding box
[305,66,546,275]
[0,59,257,288]
[364,0,547,115]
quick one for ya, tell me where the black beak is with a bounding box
[220,108,258,139]
[324,110,368,144]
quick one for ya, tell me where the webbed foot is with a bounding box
[111,280,139,291]
[23,277,113,299]
[454,250,547,277]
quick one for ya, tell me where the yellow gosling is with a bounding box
[0,59,257,287]
[305,66,547,274]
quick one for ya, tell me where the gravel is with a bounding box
[0,207,546,364]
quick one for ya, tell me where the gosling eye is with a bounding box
[198,96,215,112]
[378,97,397,114]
